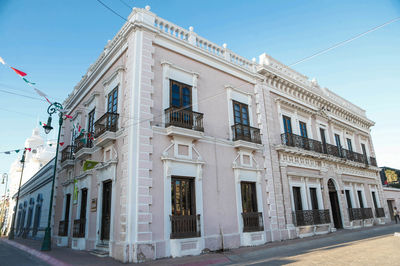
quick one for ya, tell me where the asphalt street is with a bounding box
[0,241,49,266]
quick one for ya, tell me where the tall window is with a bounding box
[88,109,95,133]
[107,87,118,113]
[80,188,88,219]
[33,194,43,236]
[293,187,303,211]
[357,191,364,208]
[309,188,319,210]
[299,121,308,138]
[171,177,195,216]
[371,191,378,209]
[233,101,249,126]
[334,134,341,148]
[170,80,191,109]
[283,116,292,134]
[241,182,258,213]
[320,128,327,153]
[347,138,353,152]
[345,190,352,208]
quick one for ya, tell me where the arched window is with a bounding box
[16,203,23,234]
[33,194,43,237]
[26,198,35,237]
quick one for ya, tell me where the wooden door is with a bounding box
[101,181,112,241]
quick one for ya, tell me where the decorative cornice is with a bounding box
[225,85,253,96]
[102,66,125,87]
[161,60,199,77]
[83,92,100,107]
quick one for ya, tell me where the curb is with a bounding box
[0,238,72,266]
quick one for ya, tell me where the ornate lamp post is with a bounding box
[8,150,27,239]
[41,102,63,251]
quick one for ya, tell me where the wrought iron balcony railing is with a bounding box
[348,208,374,221]
[165,107,204,132]
[292,209,331,226]
[58,220,68,236]
[232,124,261,144]
[375,208,385,218]
[94,112,119,138]
[74,133,94,153]
[242,212,264,232]
[170,214,201,239]
[281,133,377,166]
[72,218,86,238]
[61,145,75,163]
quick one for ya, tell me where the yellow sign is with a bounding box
[385,169,398,183]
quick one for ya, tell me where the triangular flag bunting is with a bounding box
[59,142,64,146]
[5,151,10,155]
[0,57,5,65]
[22,78,36,85]
[10,67,27,77]
[15,149,20,153]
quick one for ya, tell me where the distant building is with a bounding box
[380,167,400,221]
[5,128,55,236]
[12,158,55,239]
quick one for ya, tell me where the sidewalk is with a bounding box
[1,223,399,266]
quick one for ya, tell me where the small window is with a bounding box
[334,134,341,148]
[371,191,378,209]
[88,109,95,134]
[299,121,308,138]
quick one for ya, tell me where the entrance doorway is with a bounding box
[101,180,112,241]
[328,179,343,229]
[387,200,394,221]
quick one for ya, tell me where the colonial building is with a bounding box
[257,54,388,237]
[53,6,387,263]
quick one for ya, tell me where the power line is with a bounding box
[95,0,128,22]
[289,16,400,67]
[118,0,132,9]
[0,88,46,102]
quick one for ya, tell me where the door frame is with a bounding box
[327,178,343,229]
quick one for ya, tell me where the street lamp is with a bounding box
[41,102,63,251]
[8,150,27,240]
[1,173,9,235]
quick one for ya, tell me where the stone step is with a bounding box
[90,249,109,258]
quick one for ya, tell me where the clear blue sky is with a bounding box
[0,0,399,195]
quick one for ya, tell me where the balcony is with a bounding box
[348,208,374,221]
[74,134,94,159]
[60,145,75,169]
[58,220,68,236]
[232,124,261,145]
[170,214,201,239]
[292,209,331,226]
[94,112,119,147]
[242,212,264,232]
[61,145,75,163]
[72,218,86,238]
[375,208,385,218]
[281,133,377,167]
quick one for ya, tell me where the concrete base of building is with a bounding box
[240,231,266,247]
[296,224,331,238]
[71,237,85,250]
[56,236,68,247]
[170,237,204,258]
